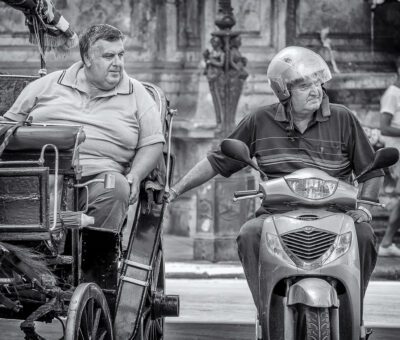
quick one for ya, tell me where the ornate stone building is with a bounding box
[1,0,399,260]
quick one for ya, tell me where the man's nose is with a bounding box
[112,55,123,67]
[309,83,320,95]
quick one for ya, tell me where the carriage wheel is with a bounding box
[136,247,165,340]
[65,282,114,340]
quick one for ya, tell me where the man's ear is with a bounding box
[83,54,91,67]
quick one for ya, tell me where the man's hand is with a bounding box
[126,173,140,205]
[350,177,381,224]
[164,187,179,203]
[346,206,372,223]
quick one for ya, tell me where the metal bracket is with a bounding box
[120,275,149,287]
[124,259,152,271]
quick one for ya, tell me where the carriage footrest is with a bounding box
[152,292,180,318]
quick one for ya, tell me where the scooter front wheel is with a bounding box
[300,306,330,340]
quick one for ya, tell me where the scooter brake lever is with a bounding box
[357,199,384,208]
[233,193,263,202]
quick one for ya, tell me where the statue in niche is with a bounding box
[229,35,248,79]
[236,0,261,32]
[203,36,226,128]
[204,36,226,74]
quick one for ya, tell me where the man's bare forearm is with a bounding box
[129,143,163,181]
[380,113,400,137]
[173,158,218,196]
[0,116,14,121]
[380,125,400,137]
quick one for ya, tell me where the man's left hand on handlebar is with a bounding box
[346,205,372,223]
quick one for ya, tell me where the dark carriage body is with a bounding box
[0,75,178,339]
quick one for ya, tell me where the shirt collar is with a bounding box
[57,61,133,96]
[274,92,331,123]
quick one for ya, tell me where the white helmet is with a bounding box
[267,46,332,102]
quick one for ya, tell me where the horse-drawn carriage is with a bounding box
[0,74,179,339]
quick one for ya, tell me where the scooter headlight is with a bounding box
[322,231,352,265]
[285,178,338,200]
[266,233,295,266]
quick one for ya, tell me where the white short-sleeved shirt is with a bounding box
[380,85,400,149]
[380,84,400,186]
[5,61,165,176]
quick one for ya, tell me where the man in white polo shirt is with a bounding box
[4,24,164,233]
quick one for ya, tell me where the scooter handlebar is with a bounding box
[234,190,260,198]
[233,190,263,202]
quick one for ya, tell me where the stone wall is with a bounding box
[1,0,398,122]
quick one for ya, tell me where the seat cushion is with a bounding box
[5,125,85,151]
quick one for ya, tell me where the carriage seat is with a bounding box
[0,124,86,177]
[5,125,85,151]
[0,124,86,241]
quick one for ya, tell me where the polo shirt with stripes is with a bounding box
[208,95,383,183]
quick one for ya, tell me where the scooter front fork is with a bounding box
[255,313,262,340]
[283,298,295,340]
[330,307,340,340]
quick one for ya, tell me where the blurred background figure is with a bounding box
[379,57,400,256]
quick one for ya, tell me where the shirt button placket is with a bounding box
[84,94,90,113]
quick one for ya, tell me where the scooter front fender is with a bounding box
[287,278,339,308]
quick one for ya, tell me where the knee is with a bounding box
[237,218,263,247]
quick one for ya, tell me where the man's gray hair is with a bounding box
[79,24,124,63]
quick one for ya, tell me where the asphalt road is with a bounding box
[164,279,400,340]
[0,280,399,339]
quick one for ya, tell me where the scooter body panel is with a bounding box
[259,209,361,340]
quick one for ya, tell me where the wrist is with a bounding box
[170,186,179,194]
[357,205,372,222]
[170,187,181,197]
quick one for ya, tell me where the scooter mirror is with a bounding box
[221,139,253,164]
[355,147,399,181]
[221,139,268,179]
[372,147,399,170]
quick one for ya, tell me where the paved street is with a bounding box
[164,279,400,339]
[167,279,400,326]
[0,280,399,339]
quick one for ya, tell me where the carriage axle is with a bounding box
[152,292,180,319]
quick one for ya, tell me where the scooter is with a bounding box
[220,138,399,340]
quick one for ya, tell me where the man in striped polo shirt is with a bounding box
[169,47,383,317]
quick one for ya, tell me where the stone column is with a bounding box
[203,0,248,137]
[193,0,253,262]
